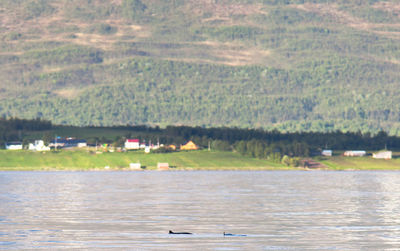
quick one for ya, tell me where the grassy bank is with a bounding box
[318,156,400,170]
[0,150,287,171]
[1,150,399,171]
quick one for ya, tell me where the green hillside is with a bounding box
[1,0,400,134]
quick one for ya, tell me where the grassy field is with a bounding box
[1,149,400,171]
[0,149,287,171]
[318,156,400,170]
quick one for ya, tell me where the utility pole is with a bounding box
[208,141,211,151]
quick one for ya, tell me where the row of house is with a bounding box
[343,150,392,159]
[5,140,51,151]
[124,139,198,151]
[5,138,198,152]
[5,138,87,151]
[50,138,87,149]
[322,149,393,160]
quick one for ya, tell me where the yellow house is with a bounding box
[180,141,198,150]
[167,144,177,150]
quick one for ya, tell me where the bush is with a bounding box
[152,147,174,153]
[88,23,117,35]
[281,155,291,166]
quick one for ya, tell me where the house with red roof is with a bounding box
[125,139,140,150]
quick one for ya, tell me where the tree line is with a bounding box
[2,118,399,166]
[0,117,52,144]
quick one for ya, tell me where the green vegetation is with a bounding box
[319,155,400,170]
[122,0,147,21]
[1,150,399,171]
[1,0,400,134]
[0,150,285,171]
[1,118,400,171]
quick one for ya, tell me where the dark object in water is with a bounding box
[169,230,192,235]
[223,232,247,237]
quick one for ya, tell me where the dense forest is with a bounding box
[1,0,400,134]
[0,117,52,143]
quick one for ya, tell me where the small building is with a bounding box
[372,151,392,160]
[29,140,50,151]
[321,150,332,157]
[129,163,141,170]
[180,141,198,150]
[343,150,366,157]
[125,139,140,150]
[157,162,169,170]
[50,138,87,149]
[78,141,87,148]
[5,142,23,150]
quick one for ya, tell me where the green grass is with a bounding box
[2,149,400,171]
[0,150,287,171]
[319,156,400,170]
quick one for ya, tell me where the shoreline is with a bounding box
[1,166,399,172]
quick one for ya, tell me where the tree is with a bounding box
[234,141,247,155]
[22,138,30,149]
[113,137,125,148]
[42,132,53,146]
[281,155,291,166]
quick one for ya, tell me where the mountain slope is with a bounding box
[1,0,400,134]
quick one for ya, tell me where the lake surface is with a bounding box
[1,171,400,250]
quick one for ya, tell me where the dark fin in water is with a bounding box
[169,230,192,235]
[223,232,246,237]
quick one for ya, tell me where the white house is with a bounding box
[372,151,392,160]
[125,139,140,150]
[343,150,366,157]
[29,140,50,151]
[321,150,332,156]
[5,142,23,150]
[77,142,87,148]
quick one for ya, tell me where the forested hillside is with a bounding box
[1,0,400,134]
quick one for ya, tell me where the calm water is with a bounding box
[1,171,400,250]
